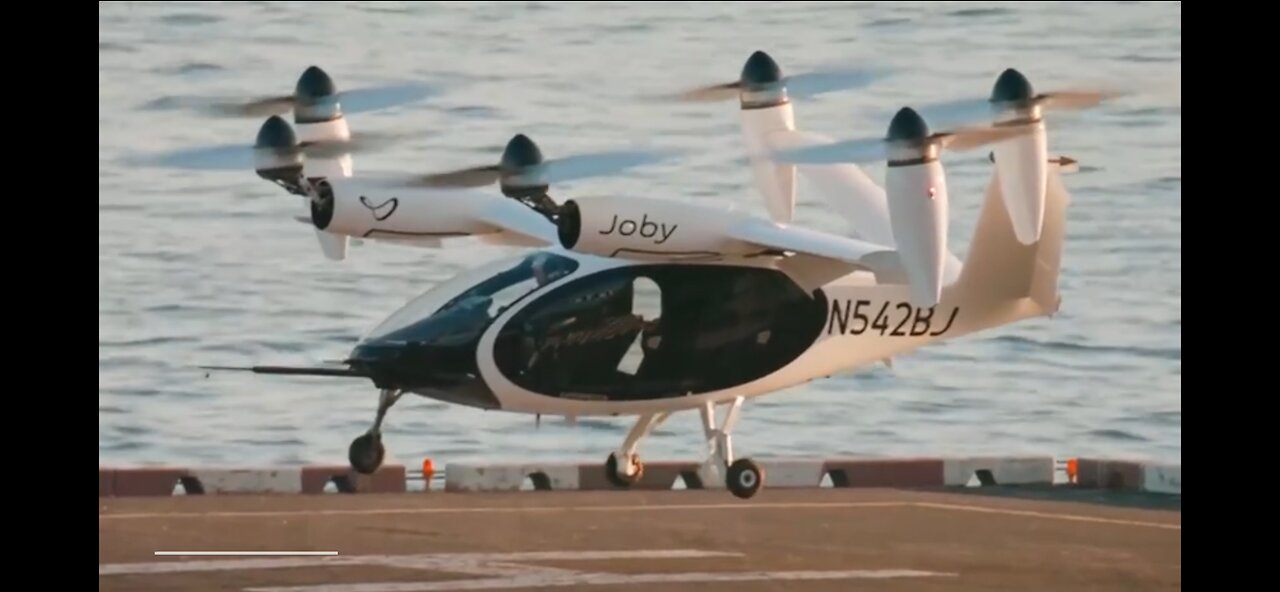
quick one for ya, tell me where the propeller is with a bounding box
[765,106,1032,167]
[405,133,674,206]
[901,67,1118,245]
[147,65,439,119]
[910,67,1122,131]
[769,107,1034,308]
[131,115,404,173]
[673,50,888,104]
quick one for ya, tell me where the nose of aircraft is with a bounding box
[346,332,480,390]
[345,340,414,388]
[348,340,404,364]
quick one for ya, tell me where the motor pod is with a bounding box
[292,65,354,178]
[253,115,304,185]
[497,133,550,198]
[989,68,1048,245]
[883,107,949,308]
[309,178,511,240]
[556,196,757,260]
[738,50,798,225]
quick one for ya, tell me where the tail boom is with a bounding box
[792,155,1074,378]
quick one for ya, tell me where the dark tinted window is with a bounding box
[493,264,828,400]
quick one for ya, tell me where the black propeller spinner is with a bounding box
[253,115,305,192]
[408,133,673,225]
[672,49,886,104]
[496,134,560,221]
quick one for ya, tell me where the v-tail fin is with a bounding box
[954,155,1074,314]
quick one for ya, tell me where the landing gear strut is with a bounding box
[602,396,765,499]
[604,411,668,487]
[349,388,401,474]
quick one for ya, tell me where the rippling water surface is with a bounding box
[99,1,1181,470]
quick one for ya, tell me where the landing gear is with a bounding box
[605,452,643,487]
[601,396,766,499]
[349,432,384,474]
[349,388,402,475]
[697,396,765,499]
[603,412,667,487]
[726,458,764,499]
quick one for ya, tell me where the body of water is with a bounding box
[99,1,1181,470]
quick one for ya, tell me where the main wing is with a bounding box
[556,194,904,290]
[730,215,904,292]
[762,129,897,247]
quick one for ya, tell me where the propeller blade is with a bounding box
[668,48,888,104]
[133,142,266,171]
[912,96,1001,130]
[131,131,405,171]
[767,136,887,165]
[211,95,297,118]
[673,82,742,102]
[767,103,1033,167]
[140,65,439,118]
[912,66,1125,130]
[410,132,674,190]
[337,82,439,114]
[913,90,1121,130]
[1039,89,1122,110]
[936,125,1034,151]
[142,94,297,118]
[410,165,503,188]
[298,131,409,159]
[524,149,675,186]
[785,67,889,100]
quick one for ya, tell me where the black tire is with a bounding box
[349,432,385,475]
[726,458,764,499]
[605,452,644,488]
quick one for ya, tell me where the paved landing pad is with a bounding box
[99,488,1181,591]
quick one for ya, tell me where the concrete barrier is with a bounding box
[444,462,580,492]
[1142,463,1181,495]
[822,457,945,487]
[190,468,302,494]
[99,456,1180,497]
[101,465,406,497]
[943,456,1055,486]
[1074,458,1181,495]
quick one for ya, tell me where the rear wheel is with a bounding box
[726,458,764,499]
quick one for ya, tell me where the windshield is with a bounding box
[364,251,580,342]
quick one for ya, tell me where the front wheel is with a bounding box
[726,458,764,499]
[605,452,644,488]
[349,432,385,475]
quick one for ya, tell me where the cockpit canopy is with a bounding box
[363,251,580,344]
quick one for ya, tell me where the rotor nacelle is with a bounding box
[253,115,304,189]
[305,177,554,247]
[673,51,886,226]
[738,51,798,225]
[883,107,949,308]
[909,66,1118,245]
[291,66,354,179]
[497,134,551,199]
[556,196,754,261]
[988,68,1048,245]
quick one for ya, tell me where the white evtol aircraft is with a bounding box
[157,55,1112,499]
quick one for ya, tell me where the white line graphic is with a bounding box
[100,500,1181,530]
[154,551,339,556]
[102,550,957,591]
